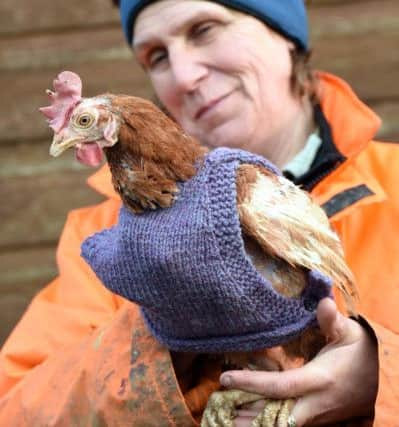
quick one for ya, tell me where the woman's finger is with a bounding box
[220,363,328,399]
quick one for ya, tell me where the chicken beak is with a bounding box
[49,134,82,157]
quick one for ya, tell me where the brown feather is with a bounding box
[236,163,358,315]
[105,95,208,213]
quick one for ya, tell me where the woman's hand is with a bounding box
[220,298,378,426]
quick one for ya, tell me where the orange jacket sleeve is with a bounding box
[365,319,399,427]
[0,197,123,400]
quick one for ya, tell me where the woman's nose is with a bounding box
[169,46,208,93]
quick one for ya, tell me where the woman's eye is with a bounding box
[76,114,94,128]
[148,48,168,69]
[191,21,216,39]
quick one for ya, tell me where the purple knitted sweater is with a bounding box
[81,148,331,353]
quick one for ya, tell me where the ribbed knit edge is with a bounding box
[141,308,317,353]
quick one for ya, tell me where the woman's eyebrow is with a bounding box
[134,9,230,51]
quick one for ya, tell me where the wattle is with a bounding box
[75,142,104,167]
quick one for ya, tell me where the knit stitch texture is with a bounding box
[81,148,331,352]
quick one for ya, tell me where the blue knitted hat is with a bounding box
[81,148,331,353]
[120,0,309,51]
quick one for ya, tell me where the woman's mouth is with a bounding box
[195,92,233,120]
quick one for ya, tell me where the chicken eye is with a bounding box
[76,113,94,129]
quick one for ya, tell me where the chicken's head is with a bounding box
[40,71,120,167]
[48,97,121,167]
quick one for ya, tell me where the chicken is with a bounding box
[40,71,357,427]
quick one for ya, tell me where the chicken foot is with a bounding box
[201,389,295,427]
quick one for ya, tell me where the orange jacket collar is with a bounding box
[87,73,381,198]
[316,72,381,158]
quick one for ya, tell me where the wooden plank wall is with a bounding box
[0,0,398,345]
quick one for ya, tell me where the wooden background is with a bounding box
[0,0,398,345]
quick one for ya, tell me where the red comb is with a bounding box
[39,71,82,133]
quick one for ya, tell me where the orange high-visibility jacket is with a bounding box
[0,73,398,426]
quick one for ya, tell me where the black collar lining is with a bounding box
[321,184,375,218]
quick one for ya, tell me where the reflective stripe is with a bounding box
[322,184,374,217]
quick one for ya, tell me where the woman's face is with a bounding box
[133,0,306,161]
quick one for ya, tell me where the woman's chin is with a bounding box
[199,123,253,151]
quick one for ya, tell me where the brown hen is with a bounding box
[41,71,357,427]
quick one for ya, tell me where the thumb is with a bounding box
[316,298,347,343]
[317,298,342,342]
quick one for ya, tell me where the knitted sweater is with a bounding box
[81,148,331,352]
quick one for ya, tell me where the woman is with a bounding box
[125,1,397,424]
[0,1,397,426]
